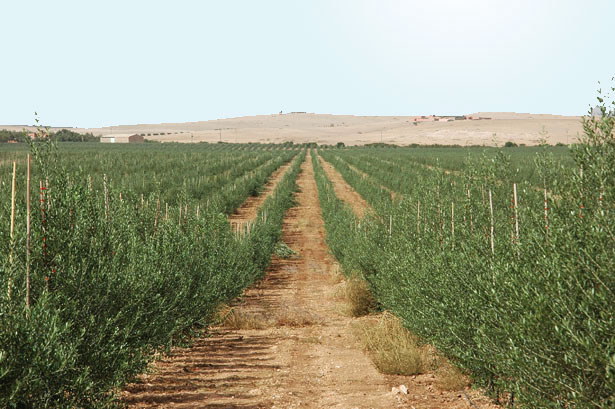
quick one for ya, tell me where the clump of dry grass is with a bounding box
[354,312,428,376]
[215,304,318,329]
[343,273,379,317]
[214,305,268,330]
[328,265,345,285]
[274,306,318,327]
[435,362,470,391]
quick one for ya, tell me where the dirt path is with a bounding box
[317,154,371,218]
[229,159,294,231]
[121,152,497,409]
[121,152,401,408]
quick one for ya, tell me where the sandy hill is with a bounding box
[2,112,585,146]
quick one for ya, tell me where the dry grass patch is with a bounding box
[274,306,319,327]
[299,336,322,344]
[214,305,268,330]
[215,304,318,329]
[342,273,379,317]
[354,312,428,376]
[435,362,470,391]
[328,265,345,286]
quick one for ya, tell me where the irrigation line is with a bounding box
[462,391,480,409]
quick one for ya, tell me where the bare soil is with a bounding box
[121,152,498,408]
[317,155,371,219]
[12,112,581,146]
[229,160,294,230]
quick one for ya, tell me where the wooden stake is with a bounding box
[389,215,392,236]
[437,185,443,246]
[8,161,16,299]
[45,178,50,211]
[40,180,48,288]
[103,174,109,221]
[165,202,168,221]
[579,166,584,219]
[467,188,474,232]
[26,155,31,309]
[489,190,495,255]
[513,183,519,243]
[451,202,455,249]
[153,198,160,237]
[417,200,421,236]
[544,187,549,245]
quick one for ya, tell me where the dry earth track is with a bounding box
[228,160,294,230]
[317,155,371,218]
[122,152,497,408]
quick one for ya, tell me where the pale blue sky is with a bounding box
[1,0,613,128]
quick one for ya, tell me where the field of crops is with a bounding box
[0,113,613,408]
[0,139,305,407]
[314,116,614,408]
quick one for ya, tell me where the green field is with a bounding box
[0,124,613,408]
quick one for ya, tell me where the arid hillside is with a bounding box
[2,112,584,146]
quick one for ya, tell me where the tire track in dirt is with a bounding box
[121,151,404,408]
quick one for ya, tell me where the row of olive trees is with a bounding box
[314,88,614,408]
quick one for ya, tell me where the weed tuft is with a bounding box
[274,306,318,327]
[214,305,267,330]
[354,312,427,376]
[343,273,378,317]
[274,241,296,258]
[435,362,469,391]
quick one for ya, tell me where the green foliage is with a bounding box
[0,130,23,143]
[0,129,99,143]
[0,139,304,407]
[313,94,615,409]
[51,129,99,142]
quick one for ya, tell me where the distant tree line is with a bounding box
[0,129,99,143]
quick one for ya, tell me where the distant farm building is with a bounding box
[101,134,145,143]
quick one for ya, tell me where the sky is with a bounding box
[1,0,614,128]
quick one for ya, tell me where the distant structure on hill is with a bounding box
[101,133,144,143]
[412,115,490,123]
[464,115,491,120]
